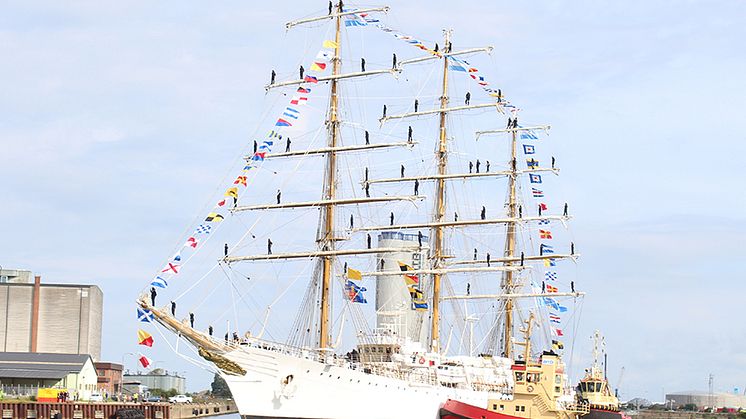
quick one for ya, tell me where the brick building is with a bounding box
[94,362,123,395]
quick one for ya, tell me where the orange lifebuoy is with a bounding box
[419,357,426,364]
[527,385,534,393]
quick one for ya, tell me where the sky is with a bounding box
[2,0,746,399]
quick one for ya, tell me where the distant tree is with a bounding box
[150,388,178,398]
[211,373,233,398]
[681,403,697,411]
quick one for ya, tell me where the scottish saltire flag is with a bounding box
[151,276,168,288]
[137,308,154,322]
[521,130,539,140]
[523,145,535,154]
[529,174,542,184]
[195,224,212,234]
[545,272,557,281]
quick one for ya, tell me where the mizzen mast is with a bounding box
[502,122,519,359]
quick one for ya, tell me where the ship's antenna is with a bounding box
[429,28,452,353]
[318,0,344,350]
[501,108,520,359]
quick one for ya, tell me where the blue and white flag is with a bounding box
[529,174,542,184]
[521,130,538,140]
[195,224,212,235]
[543,297,568,313]
[540,243,555,254]
[137,307,155,322]
[151,276,168,288]
[545,271,557,281]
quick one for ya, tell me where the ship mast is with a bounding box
[429,29,451,354]
[319,1,344,350]
[502,121,519,358]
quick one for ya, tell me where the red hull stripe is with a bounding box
[440,400,523,419]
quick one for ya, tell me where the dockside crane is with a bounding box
[614,366,626,398]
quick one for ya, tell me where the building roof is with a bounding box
[0,352,91,380]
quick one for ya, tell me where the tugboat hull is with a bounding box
[585,409,628,419]
[439,399,521,419]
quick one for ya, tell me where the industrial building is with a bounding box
[94,362,123,395]
[0,352,98,400]
[0,270,103,360]
[123,369,186,394]
[666,391,746,409]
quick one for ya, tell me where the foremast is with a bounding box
[430,29,452,353]
[318,0,344,351]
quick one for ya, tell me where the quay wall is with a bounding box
[0,401,236,419]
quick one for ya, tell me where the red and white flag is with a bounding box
[184,237,199,249]
[161,262,180,274]
[139,354,151,368]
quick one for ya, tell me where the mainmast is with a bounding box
[319,1,344,350]
[430,29,452,353]
[502,122,519,358]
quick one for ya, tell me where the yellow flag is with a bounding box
[347,268,362,281]
[205,212,224,222]
[310,62,326,71]
[225,187,238,199]
[323,40,339,49]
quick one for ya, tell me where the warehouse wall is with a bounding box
[0,283,102,360]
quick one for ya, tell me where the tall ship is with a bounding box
[136,3,590,418]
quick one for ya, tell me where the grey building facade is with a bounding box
[0,273,103,360]
[666,391,746,409]
[124,369,186,394]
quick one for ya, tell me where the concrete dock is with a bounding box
[0,401,237,419]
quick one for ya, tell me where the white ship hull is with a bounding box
[222,345,493,419]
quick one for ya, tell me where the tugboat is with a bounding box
[577,331,628,419]
[439,315,589,419]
